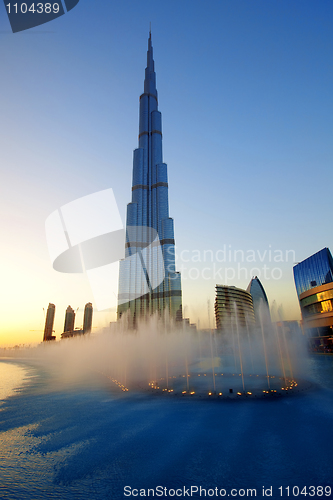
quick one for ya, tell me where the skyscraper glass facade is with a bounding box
[83,302,93,334]
[246,276,270,326]
[43,303,56,341]
[293,248,333,297]
[63,305,75,334]
[117,34,182,325]
[293,248,333,337]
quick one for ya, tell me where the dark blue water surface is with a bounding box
[0,355,333,500]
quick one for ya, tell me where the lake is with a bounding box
[0,354,332,499]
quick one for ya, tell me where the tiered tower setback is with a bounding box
[117,33,182,326]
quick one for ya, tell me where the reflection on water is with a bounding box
[0,361,31,403]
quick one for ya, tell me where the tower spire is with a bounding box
[144,29,156,97]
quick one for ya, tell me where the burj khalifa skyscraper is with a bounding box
[117,32,182,326]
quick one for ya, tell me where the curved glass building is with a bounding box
[214,285,255,332]
[117,33,182,326]
[246,276,270,327]
[293,247,333,297]
[293,248,333,337]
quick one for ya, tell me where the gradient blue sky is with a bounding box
[0,1,332,344]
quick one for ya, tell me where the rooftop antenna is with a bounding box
[149,21,151,37]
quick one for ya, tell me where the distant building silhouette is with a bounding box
[275,320,300,338]
[293,248,333,343]
[61,303,93,339]
[63,305,75,335]
[83,302,93,334]
[246,276,271,327]
[215,285,255,332]
[43,303,56,341]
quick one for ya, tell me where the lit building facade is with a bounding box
[117,33,182,326]
[43,303,56,341]
[293,248,333,338]
[83,302,93,334]
[215,285,255,332]
[246,276,270,327]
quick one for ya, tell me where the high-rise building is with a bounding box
[63,305,75,334]
[293,248,333,337]
[117,33,182,326]
[83,302,93,334]
[43,303,56,341]
[246,276,270,327]
[215,285,255,332]
[293,247,333,297]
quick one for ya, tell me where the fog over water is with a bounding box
[0,322,333,499]
[2,313,310,393]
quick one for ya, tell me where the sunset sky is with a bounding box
[0,0,332,345]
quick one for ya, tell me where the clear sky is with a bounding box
[0,0,332,345]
